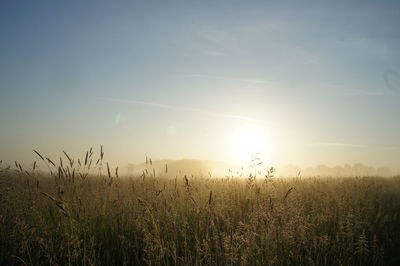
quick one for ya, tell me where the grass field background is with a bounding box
[1,150,400,265]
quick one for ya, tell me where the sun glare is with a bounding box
[232,125,268,163]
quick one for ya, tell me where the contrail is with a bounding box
[95,97,256,122]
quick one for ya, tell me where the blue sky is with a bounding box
[0,1,399,170]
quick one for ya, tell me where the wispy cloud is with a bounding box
[200,50,227,57]
[311,142,366,148]
[312,143,400,151]
[383,70,400,93]
[320,82,398,97]
[347,87,398,97]
[95,97,256,122]
[379,145,400,151]
[181,74,275,86]
[185,25,240,57]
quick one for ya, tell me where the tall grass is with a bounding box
[0,149,400,265]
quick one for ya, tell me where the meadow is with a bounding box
[1,149,400,265]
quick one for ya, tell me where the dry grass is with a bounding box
[1,149,400,265]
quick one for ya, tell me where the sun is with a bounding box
[232,124,268,163]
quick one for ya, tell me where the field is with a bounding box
[1,152,400,265]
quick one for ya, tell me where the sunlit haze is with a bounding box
[0,1,399,174]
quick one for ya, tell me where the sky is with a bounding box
[0,1,399,172]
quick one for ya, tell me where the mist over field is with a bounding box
[125,159,394,178]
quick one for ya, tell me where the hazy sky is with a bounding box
[1,1,399,170]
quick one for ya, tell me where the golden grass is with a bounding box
[0,148,400,265]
